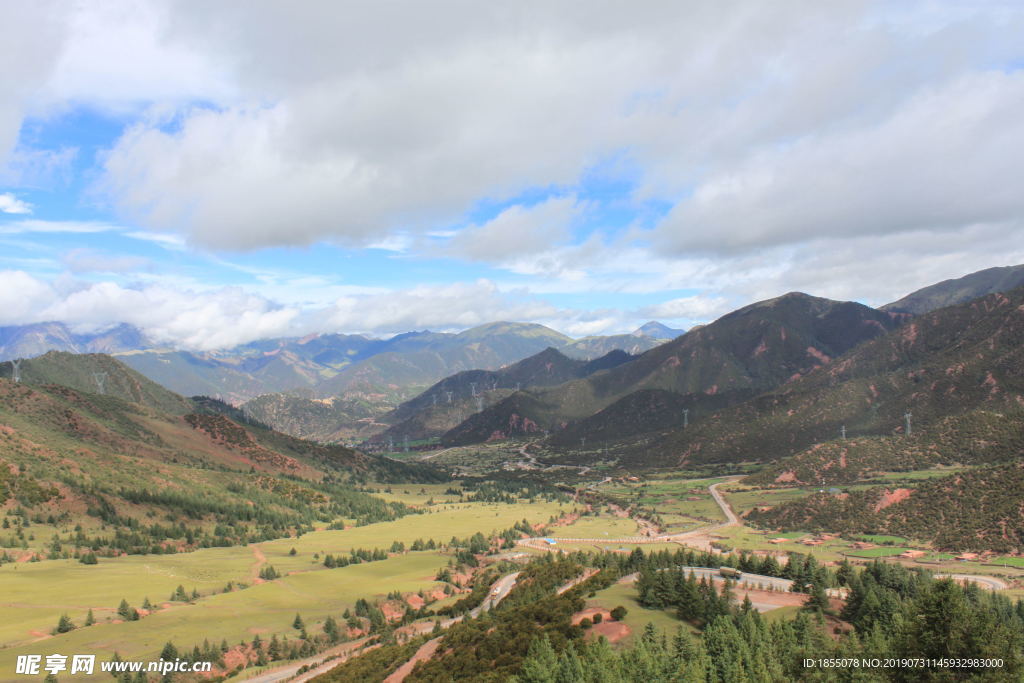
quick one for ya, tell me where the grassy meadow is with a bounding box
[0,496,570,674]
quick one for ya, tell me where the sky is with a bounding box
[2,1,1024,350]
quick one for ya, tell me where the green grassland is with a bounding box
[844,547,912,558]
[851,534,908,545]
[585,581,694,647]
[599,476,727,534]
[721,485,817,516]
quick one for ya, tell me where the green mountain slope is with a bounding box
[0,354,439,559]
[642,287,1024,470]
[1,351,192,415]
[376,348,634,444]
[747,408,1024,486]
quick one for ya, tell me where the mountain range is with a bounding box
[0,321,678,407]
[442,293,905,446]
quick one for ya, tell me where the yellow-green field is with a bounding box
[0,497,570,674]
[548,515,639,539]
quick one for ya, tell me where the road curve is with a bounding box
[935,573,1008,590]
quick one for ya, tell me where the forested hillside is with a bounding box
[747,461,1024,552]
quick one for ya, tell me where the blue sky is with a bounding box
[2,2,1024,349]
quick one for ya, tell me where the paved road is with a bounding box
[935,573,1008,590]
[243,638,372,683]
[469,571,520,617]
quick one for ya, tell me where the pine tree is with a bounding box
[85,608,95,626]
[292,613,305,630]
[117,599,132,620]
[160,641,178,661]
[324,615,340,643]
[54,613,75,634]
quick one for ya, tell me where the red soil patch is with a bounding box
[572,608,612,625]
[222,646,251,671]
[874,488,912,512]
[901,323,918,344]
[405,594,425,610]
[381,601,406,623]
[774,471,798,484]
[806,346,831,364]
[736,588,805,608]
[587,621,630,643]
[752,340,768,357]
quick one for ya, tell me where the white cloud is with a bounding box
[61,248,150,274]
[637,295,733,322]
[448,196,580,262]
[0,193,32,214]
[0,270,297,350]
[123,230,187,250]
[654,71,1024,255]
[77,0,1022,258]
[0,219,118,234]
[315,280,562,336]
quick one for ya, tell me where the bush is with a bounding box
[610,606,627,621]
[592,612,603,624]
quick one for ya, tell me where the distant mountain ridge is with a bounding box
[882,263,1024,314]
[0,320,666,408]
[0,322,152,359]
[442,292,903,446]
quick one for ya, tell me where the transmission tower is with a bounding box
[432,394,437,407]
[403,435,409,453]
[840,425,846,440]
[92,372,108,394]
[446,391,453,404]
[470,382,477,397]
[475,396,483,413]
[10,358,22,383]
[683,408,689,429]
[904,412,912,437]
[515,382,520,392]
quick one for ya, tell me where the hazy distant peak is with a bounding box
[632,321,685,339]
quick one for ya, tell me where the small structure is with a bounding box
[955,552,979,562]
